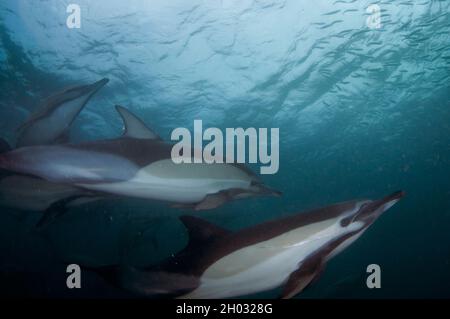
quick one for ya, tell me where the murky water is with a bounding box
[0,0,449,298]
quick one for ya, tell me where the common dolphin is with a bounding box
[0,105,280,210]
[0,78,109,219]
[16,78,109,147]
[0,137,97,214]
[87,191,404,299]
[0,175,83,212]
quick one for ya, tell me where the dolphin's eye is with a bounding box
[340,216,352,227]
[341,203,370,226]
[341,203,371,227]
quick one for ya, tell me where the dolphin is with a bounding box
[0,174,108,227]
[87,191,404,299]
[0,78,109,220]
[0,137,104,226]
[0,174,83,212]
[0,137,99,213]
[16,78,109,147]
[0,105,280,211]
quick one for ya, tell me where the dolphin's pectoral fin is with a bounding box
[179,215,230,245]
[194,192,229,211]
[0,138,12,181]
[115,105,161,140]
[52,130,71,144]
[0,138,11,153]
[171,191,230,211]
[36,197,74,229]
[36,195,97,229]
[66,195,104,207]
[170,203,196,209]
[280,257,326,299]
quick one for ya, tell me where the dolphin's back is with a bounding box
[0,139,159,184]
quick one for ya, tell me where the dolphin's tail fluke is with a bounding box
[84,264,199,298]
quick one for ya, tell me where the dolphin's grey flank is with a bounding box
[0,105,280,210]
[87,191,404,299]
[16,78,109,147]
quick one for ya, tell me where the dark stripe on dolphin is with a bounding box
[65,138,172,168]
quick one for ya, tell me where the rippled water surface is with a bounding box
[0,0,449,298]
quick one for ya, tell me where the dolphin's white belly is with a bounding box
[78,160,252,203]
[180,243,324,299]
[2,148,254,204]
[180,217,365,299]
[80,175,249,202]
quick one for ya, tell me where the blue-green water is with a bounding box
[0,0,449,298]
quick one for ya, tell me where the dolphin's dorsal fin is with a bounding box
[179,215,230,244]
[115,105,161,140]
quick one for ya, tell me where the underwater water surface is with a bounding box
[0,0,449,298]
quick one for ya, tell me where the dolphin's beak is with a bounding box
[377,190,406,214]
[380,190,406,203]
[78,78,109,98]
[87,78,109,94]
[356,190,405,223]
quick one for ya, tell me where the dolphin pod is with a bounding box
[87,191,404,299]
[0,78,110,218]
[0,96,280,219]
[0,77,405,299]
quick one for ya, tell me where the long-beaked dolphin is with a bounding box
[87,191,404,299]
[0,105,280,210]
[16,78,109,147]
